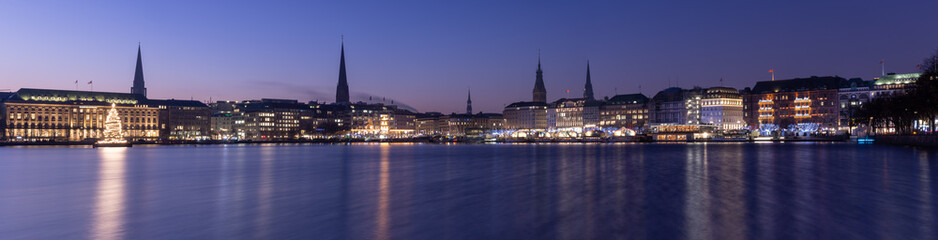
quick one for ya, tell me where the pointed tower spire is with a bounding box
[532,50,547,103]
[466,88,473,115]
[584,60,594,100]
[131,43,147,97]
[335,38,350,104]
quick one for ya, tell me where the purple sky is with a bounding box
[1,1,937,113]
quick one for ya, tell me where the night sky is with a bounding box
[2,1,937,113]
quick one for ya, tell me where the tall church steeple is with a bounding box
[131,44,147,97]
[584,60,594,100]
[533,52,547,103]
[466,88,473,115]
[335,39,350,104]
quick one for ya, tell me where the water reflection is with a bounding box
[1,143,935,239]
[684,144,710,240]
[918,152,933,238]
[253,146,275,239]
[375,144,391,240]
[92,148,127,240]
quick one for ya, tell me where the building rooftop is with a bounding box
[607,93,649,105]
[840,78,873,89]
[145,99,209,108]
[873,73,921,86]
[505,101,548,109]
[6,88,145,105]
[0,92,14,102]
[652,87,689,102]
[749,76,845,94]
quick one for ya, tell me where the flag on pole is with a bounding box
[87,81,92,84]
[74,80,78,84]
[768,69,773,73]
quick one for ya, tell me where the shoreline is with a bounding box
[0,137,857,147]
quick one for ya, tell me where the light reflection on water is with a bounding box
[0,143,936,240]
[375,144,391,240]
[92,147,127,240]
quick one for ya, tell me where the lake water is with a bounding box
[0,143,936,240]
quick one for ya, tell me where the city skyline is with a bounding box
[2,1,937,114]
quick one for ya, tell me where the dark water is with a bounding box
[0,143,936,240]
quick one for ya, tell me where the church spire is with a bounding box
[584,60,594,100]
[466,88,473,115]
[335,38,350,104]
[131,43,147,97]
[533,50,546,103]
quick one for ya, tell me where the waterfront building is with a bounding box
[337,103,415,138]
[234,99,313,140]
[504,57,551,130]
[209,101,241,140]
[871,73,920,98]
[504,102,548,130]
[742,76,843,134]
[546,98,600,130]
[442,113,504,137]
[648,87,704,125]
[148,99,210,140]
[416,111,504,137]
[647,124,717,141]
[0,89,160,142]
[700,87,745,130]
[837,78,873,133]
[600,93,649,130]
[415,112,444,136]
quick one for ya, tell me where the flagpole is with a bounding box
[881,59,885,76]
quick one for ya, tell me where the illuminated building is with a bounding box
[648,124,716,142]
[415,111,504,137]
[600,93,648,129]
[209,101,240,140]
[700,87,745,130]
[0,44,214,142]
[503,101,548,130]
[324,103,416,138]
[835,73,920,134]
[742,76,843,134]
[234,99,314,140]
[503,56,551,130]
[148,99,210,140]
[837,78,873,133]
[648,87,704,125]
[420,113,505,137]
[415,112,444,136]
[0,89,159,142]
[547,98,600,130]
[871,73,920,98]
[544,61,602,130]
